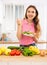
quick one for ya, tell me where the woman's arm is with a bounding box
[33,24,41,42]
[32,34,40,43]
[17,19,22,40]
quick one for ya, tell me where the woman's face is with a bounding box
[27,7,36,20]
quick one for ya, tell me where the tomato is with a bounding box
[10,49,21,56]
[15,50,21,56]
[10,49,16,56]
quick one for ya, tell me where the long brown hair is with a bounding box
[25,5,40,33]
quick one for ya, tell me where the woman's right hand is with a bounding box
[17,19,22,40]
[17,19,22,26]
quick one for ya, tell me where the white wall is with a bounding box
[0,0,3,24]
[0,0,47,42]
[0,0,3,38]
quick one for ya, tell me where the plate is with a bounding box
[22,32,35,37]
[23,33,34,37]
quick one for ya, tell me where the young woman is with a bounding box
[17,5,41,47]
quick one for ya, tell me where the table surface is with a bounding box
[0,55,47,62]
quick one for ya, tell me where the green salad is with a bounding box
[22,31,33,35]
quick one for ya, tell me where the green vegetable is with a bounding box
[29,52,34,56]
[22,47,35,56]
[23,31,33,34]
[22,51,28,56]
[7,46,20,50]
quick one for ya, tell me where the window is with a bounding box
[3,4,24,32]
[15,5,24,30]
[15,5,24,19]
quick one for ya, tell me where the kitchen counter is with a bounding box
[0,55,47,62]
[0,55,47,65]
[0,41,47,65]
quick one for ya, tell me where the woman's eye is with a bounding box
[28,11,35,13]
[28,11,30,13]
[32,11,35,13]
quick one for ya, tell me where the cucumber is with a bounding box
[7,46,20,50]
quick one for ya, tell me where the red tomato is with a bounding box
[15,50,21,56]
[10,49,16,56]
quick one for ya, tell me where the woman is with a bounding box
[17,5,41,47]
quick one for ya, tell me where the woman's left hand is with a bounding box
[31,33,38,42]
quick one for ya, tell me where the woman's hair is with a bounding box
[25,5,40,33]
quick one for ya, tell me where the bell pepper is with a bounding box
[22,47,33,56]
[22,51,28,56]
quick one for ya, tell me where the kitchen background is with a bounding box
[0,0,47,49]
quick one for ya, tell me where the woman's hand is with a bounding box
[25,32,38,42]
[30,33,38,42]
[17,19,22,40]
[17,19,22,26]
